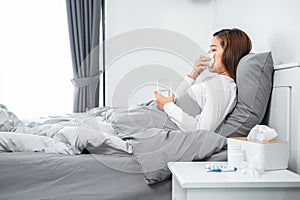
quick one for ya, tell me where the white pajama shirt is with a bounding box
[164,74,236,133]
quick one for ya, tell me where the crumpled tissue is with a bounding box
[239,161,260,178]
[247,125,278,143]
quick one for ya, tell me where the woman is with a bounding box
[154,28,252,133]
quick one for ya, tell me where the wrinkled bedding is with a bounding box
[0,101,227,184]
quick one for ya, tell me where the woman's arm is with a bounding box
[176,55,210,98]
[164,91,232,132]
[164,78,237,133]
[174,75,195,99]
[163,102,203,131]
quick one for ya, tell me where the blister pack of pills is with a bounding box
[205,163,237,172]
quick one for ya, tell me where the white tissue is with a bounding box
[239,161,260,178]
[247,125,278,142]
[207,52,214,68]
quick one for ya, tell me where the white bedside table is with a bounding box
[168,162,300,200]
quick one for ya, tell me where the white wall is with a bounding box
[105,0,213,107]
[106,0,213,48]
[212,0,300,65]
[104,0,300,107]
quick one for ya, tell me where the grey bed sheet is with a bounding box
[0,152,171,200]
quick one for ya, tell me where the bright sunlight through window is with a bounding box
[0,0,73,119]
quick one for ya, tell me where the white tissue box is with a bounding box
[227,137,289,171]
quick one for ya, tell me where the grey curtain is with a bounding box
[66,0,101,112]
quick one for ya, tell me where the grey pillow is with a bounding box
[216,52,274,137]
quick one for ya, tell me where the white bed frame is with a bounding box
[265,63,300,174]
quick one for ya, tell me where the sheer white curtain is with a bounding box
[0,0,73,119]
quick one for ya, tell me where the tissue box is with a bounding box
[227,137,289,171]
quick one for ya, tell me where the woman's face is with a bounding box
[208,36,226,74]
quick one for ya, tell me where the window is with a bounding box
[0,0,73,119]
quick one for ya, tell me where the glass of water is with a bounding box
[156,79,171,97]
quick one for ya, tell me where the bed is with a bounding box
[0,52,276,200]
[0,153,171,200]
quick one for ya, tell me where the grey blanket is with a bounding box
[0,101,227,184]
[89,100,227,184]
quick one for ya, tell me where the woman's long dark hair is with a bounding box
[213,28,252,81]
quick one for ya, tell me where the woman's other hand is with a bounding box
[154,91,175,111]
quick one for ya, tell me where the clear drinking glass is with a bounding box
[156,79,171,97]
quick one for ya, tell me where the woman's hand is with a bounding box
[189,55,211,80]
[154,91,175,111]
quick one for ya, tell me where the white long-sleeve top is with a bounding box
[164,74,236,133]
